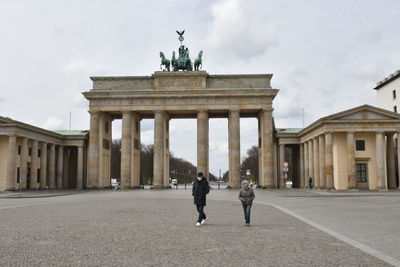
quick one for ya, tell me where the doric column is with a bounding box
[304,142,309,187]
[318,135,325,189]
[228,109,240,189]
[376,132,386,189]
[347,132,356,189]
[20,137,28,190]
[258,109,274,188]
[5,135,17,190]
[163,115,170,187]
[313,137,320,188]
[299,143,305,188]
[131,113,141,188]
[77,146,84,189]
[57,146,63,189]
[197,110,209,180]
[325,133,334,190]
[31,140,39,189]
[39,142,47,189]
[387,133,396,189]
[62,148,69,188]
[308,140,314,184]
[120,111,132,188]
[49,144,56,189]
[87,111,100,188]
[153,110,165,188]
[279,144,285,188]
[397,132,400,189]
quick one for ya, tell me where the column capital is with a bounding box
[122,110,132,116]
[197,109,208,115]
[154,109,165,114]
[229,108,241,113]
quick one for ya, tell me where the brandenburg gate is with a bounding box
[83,71,278,189]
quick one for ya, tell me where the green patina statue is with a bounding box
[159,30,203,72]
[194,50,203,71]
[159,52,170,71]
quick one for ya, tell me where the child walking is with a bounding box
[238,180,255,226]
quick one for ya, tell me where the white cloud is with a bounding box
[206,0,277,62]
[43,116,64,130]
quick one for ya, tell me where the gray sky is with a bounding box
[1,0,399,176]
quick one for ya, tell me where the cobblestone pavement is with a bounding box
[0,190,391,266]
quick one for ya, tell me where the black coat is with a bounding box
[192,178,210,206]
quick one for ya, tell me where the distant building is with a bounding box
[374,70,400,113]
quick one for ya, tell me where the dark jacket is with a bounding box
[239,187,255,205]
[192,178,210,206]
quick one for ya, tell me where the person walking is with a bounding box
[192,172,210,227]
[308,176,313,189]
[238,180,255,226]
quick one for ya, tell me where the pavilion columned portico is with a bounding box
[277,105,400,190]
[83,71,278,189]
[0,116,87,191]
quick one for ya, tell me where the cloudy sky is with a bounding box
[1,0,399,176]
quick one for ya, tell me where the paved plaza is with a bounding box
[0,189,399,266]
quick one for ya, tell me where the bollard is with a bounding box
[218,183,220,190]
[185,183,187,189]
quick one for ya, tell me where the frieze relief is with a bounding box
[155,76,205,89]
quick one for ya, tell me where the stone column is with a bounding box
[387,133,396,189]
[120,111,132,188]
[62,148,69,188]
[49,144,56,189]
[346,132,356,189]
[376,132,386,189]
[39,142,47,189]
[304,142,309,187]
[131,113,141,188]
[279,144,285,188]
[31,140,39,189]
[163,115,170,187]
[325,133,334,190]
[258,109,274,188]
[308,140,314,187]
[77,146,84,189]
[318,135,325,189]
[5,135,17,190]
[300,143,305,188]
[313,138,320,188]
[87,111,100,188]
[397,132,400,189]
[228,109,240,189]
[197,110,209,180]
[57,146,63,189]
[153,110,165,188]
[20,137,28,190]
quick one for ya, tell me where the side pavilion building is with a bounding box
[277,105,400,190]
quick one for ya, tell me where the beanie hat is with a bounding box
[241,180,249,186]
